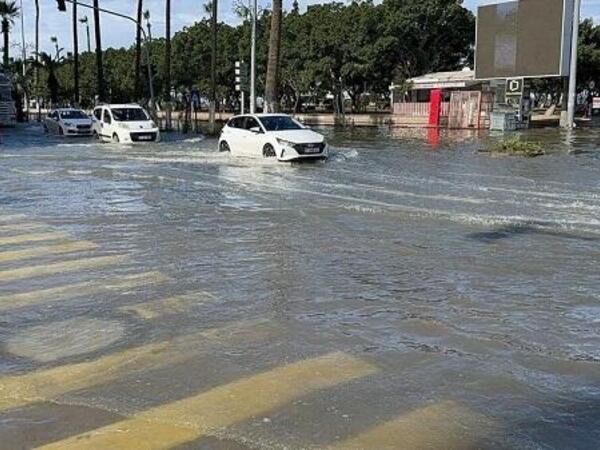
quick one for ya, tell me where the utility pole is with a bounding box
[73,0,79,105]
[19,0,25,76]
[250,0,257,113]
[566,0,582,129]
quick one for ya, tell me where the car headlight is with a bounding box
[150,121,157,129]
[64,122,73,127]
[276,138,296,148]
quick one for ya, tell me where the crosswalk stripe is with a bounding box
[0,320,279,413]
[0,255,127,283]
[329,401,494,450]
[37,352,377,449]
[37,352,378,450]
[0,222,46,233]
[119,291,216,320]
[0,271,170,312]
[0,214,27,223]
[0,232,68,247]
[0,241,98,263]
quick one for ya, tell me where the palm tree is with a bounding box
[134,0,143,100]
[34,0,40,119]
[72,0,79,105]
[209,0,217,133]
[92,0,105,101]
[265,0,282,112]
[0,1,19,68]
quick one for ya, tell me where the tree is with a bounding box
[35,52,64,105]
[265,0,282,112]
[92,0,105,102]
[135,0,143,99]
[0,1,19,68]
[72,0,79,105]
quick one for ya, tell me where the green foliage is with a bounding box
[486,138,545,158]
[24,0,475,111]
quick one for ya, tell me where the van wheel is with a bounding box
[263,144,276,158]
[219,141,230,152]
[112,133,120,143]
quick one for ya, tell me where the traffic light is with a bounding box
[56,0,66,11]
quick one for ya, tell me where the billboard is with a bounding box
[475,0,574,79]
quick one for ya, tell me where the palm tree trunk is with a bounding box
[209,0,217,134]
[164,0,171,100]
[72,1,79,105]
[164,0,171,129]
[93,0,105,102]
[265,0,282,113]
[134,0,143,100]
[34,0,40,120]
[2,19,9,68]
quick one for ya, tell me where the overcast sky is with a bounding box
[11,0,600,56]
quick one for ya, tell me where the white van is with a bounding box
[92,104,160,143]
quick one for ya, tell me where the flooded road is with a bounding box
[1,124,599,449]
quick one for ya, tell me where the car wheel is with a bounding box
[263,144,276,158]
[112,133,120,143]
[219,141,230,152]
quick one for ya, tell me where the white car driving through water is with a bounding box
[44,108,94,136]
[92,104,160,144]
[219,114,328,162]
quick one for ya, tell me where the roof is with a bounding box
[95,104,144,109]
[392,69,483,90]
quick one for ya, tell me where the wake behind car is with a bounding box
[44,108,94,136]
[92,104,160,144]
[219,114,328,162]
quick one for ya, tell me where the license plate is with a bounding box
[305,145,320,153]
[138,135,153,141]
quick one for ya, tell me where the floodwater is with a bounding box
[0,123,599,449]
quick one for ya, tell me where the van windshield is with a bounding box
[111,108,149,122]
[258,116,303,131]
[60,110,88,120]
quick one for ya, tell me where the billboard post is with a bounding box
[566,0,581,129]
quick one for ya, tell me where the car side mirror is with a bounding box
[250,126,262,134]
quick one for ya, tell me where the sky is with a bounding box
[10,0,600,57]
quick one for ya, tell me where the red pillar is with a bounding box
[429,89,442,127]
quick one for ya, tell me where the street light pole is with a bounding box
[250,0,257,113]
[566,0,582,129]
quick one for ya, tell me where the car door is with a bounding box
[101,108,113,141]
[240,116,265,157]
[226,117,246,153]
[45,111,58,134]
[92,108,102,136]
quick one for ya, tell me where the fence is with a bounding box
[393,102,450,117]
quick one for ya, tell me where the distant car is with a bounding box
[44,108,94,136]
[218,114,328,162]
[92,104,160,144]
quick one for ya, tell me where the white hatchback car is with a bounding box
[92,104,160,144]
[219,114,328,162]
[44,108,94,137]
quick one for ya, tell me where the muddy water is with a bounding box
[0,124,599,449]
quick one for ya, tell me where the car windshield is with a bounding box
[111,108,149,122]
[259,116,303,131]
[60,110,88,120]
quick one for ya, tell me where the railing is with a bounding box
[393,102,450,117]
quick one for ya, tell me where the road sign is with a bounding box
[505,78,524,97]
